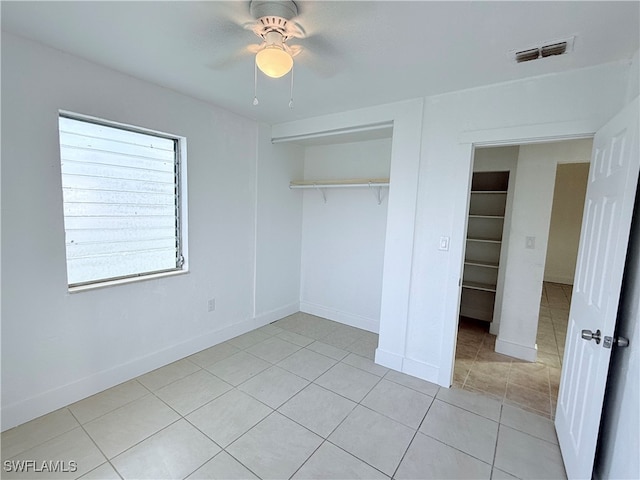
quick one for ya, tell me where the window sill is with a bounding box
[68,269,188,294]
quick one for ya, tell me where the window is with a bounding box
[58,113,186,288]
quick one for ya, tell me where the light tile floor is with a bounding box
[454,282,571,419]
[2,312,566,479]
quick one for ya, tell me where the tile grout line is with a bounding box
[491,404,505,474]
[1,408,81,463]
[389,394,436,479]
[177,320,382,479]
[66,407,125,480]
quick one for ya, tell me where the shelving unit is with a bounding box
[290,178,390,204]
[460,171,510,323]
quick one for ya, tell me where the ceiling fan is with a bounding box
[246,0,304,79]
[210,0,341,107]
[211,0,339,78]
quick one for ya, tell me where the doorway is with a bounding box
[453,140,592,418]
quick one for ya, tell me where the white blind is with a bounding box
[59,116,181,286]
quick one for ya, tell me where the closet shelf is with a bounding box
[466,237,502,244]
[468,214,505,219]
[462,171,510,323]
[290,178,389,188]
[290,178,390,205]
[464,260,499,269]
[462,281,497,293]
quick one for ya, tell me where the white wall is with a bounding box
[626,49,639,103]
[254,124,304,322]
[299,139,391,331]
[544,163,590,284]
[0,33,297,430]
[495,144,559,360]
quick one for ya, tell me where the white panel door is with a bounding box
[556,97,639,479]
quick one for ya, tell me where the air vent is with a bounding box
[516,48,541,63]
[541,42,567,57]
[514,37,573,63]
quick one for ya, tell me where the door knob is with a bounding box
[581,329,602,344]
[616,336,629,347]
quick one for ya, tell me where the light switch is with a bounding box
[526,236,536,249]
[439,236,450,251]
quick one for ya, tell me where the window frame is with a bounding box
[58,111,189,291]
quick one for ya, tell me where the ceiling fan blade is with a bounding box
[293,34,345,78]
[213,1,254,30]
[296,46,345,78]
[285,20,306,39]
[247,42,266,54]
[202,5,255,52]
[207,44,261,70]
[300,33,340,59]
[284,44,303,57]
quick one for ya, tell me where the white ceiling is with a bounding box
[2,1,638,124]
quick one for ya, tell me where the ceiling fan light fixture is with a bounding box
[255,44,293,78]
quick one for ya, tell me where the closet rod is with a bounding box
[290,180,389,204]
[289,182,389,189]
[272,121,393,144]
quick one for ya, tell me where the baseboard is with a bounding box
[401,357,440,385]
[375,350,442,386]
[254,302,300,325]
[1,312,289,431]
[299,301,379,333]
[495,337,538,362]
[543,275,574,285]
[489,321,499,336]
[374,347,404,370]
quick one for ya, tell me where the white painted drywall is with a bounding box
[544,163,590,285]
[299,139,391,331]
[626,49,639,103]
[495,143,559,360]
[0,33,293,430]
[254,124,304,322]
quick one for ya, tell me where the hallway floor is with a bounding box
[454,282,571,419]
[2,313,566,479]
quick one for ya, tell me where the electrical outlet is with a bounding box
[208,298,216,312]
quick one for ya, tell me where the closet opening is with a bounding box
[283,124,394,338]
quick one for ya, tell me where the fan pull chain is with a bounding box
[289,65,294,109]
[253,61,259,106]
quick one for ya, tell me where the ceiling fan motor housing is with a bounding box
[249,0,301,41]
[249,0,298,20]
